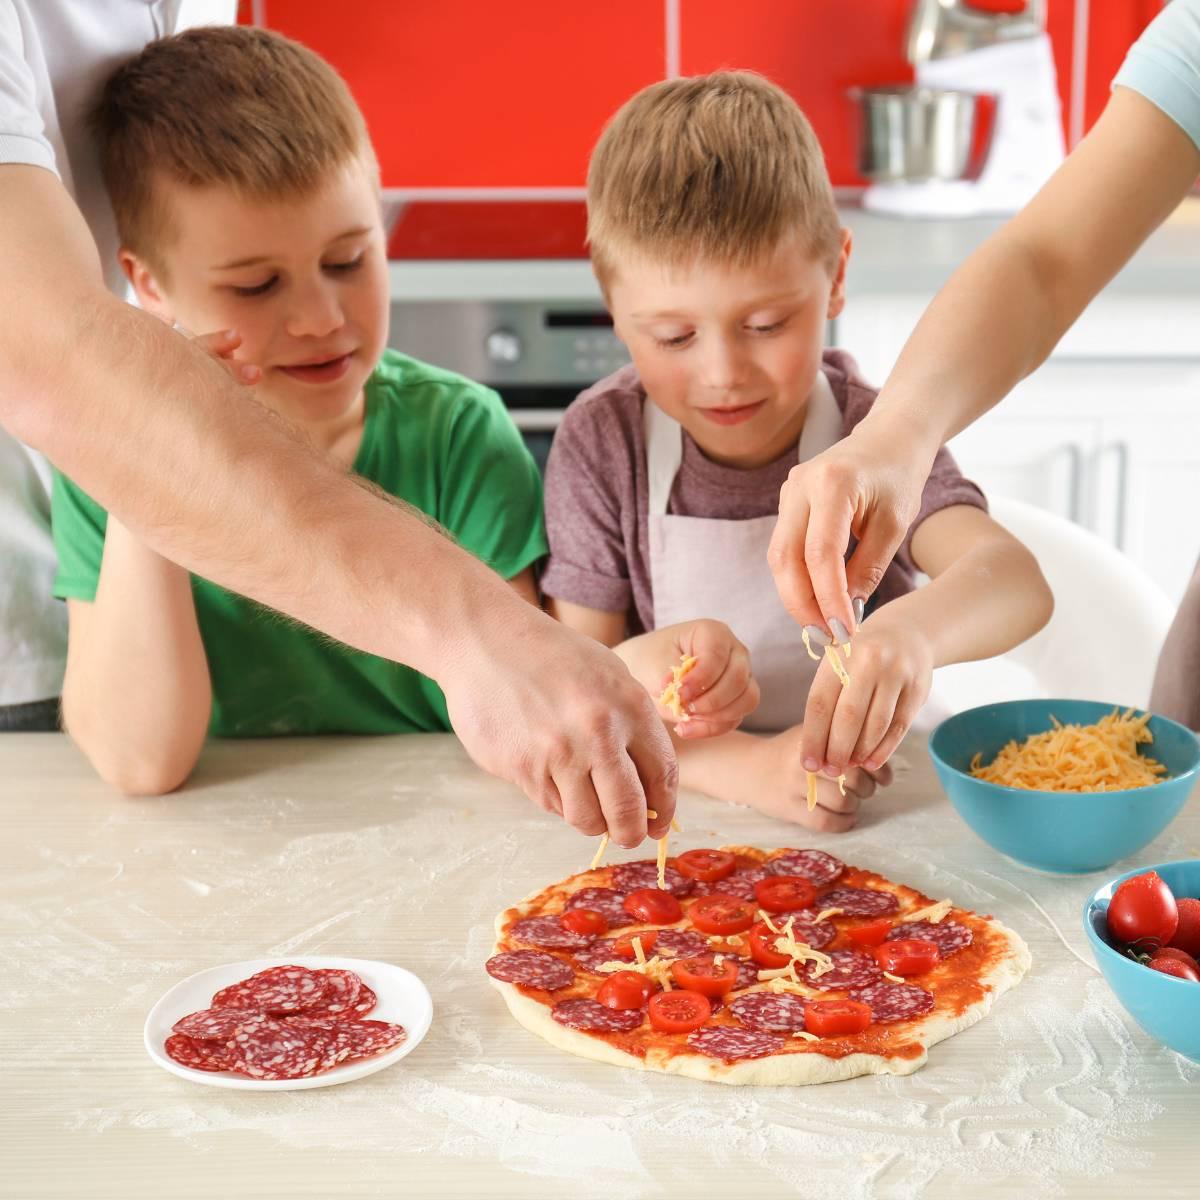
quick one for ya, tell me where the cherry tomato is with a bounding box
[803,999,873,1037]
[675,849,737,882]
[669,955,740,998]
[874,938,940,976]
[647,989,712,1034]
[623,888,683,925]
[845,919,894,948]
[748,920,791,969]
[1152,946,1200,973]
[1147,954,1200,983]
[597,970,657,1010]
[1168,897,1200,957]
[561,908,608,937]
[1107,871,1179,951]
[688,893,756,937]
[754,876,817,913]
[613,930,658,960]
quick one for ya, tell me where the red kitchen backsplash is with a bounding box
[244,1,1164,192]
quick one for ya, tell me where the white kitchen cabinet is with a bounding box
[833,296,1200,603]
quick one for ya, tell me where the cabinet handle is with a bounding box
[1063,442,1084,525]
[1110,440,1130,552]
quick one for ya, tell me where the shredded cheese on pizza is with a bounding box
[814,907,844,923]
[900,898,953,925]
[597,936,675,990]
[969,707,1167,792]
[792,1030,820,1042]
[658,654,698,722]
[883,971,905,984]
[756,912,834,979]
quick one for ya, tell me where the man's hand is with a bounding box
[440,603,678,849]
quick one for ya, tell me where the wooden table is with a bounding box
[3,732,1198,1200]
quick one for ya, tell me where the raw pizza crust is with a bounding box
[487,848,1032,1086]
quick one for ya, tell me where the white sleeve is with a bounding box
[0,0,57,174]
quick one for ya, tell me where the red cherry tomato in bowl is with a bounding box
[754,876,817,913]
[675,849,737,882]
[623,888,682,925]
[688,893,756,936]
[669,955,740,998]
[597,970,657,1010]
[561,908,608,937]
[1147,954,1200,983]
[1152,946,1200,973]
[874,938,940,977]
[1107,871,1179,951]
[803,999,872,1037]
[647,989,712,1033]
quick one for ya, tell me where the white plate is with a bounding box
[144,955,433,1091]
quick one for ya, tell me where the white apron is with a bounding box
[645,374,844,733]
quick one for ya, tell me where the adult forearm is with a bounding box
[61,524,212,794]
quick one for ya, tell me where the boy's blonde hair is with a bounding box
[92,25,376,274]
[587,71,841,284]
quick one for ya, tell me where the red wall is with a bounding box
[247,0,1164,189]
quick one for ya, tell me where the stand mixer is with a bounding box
[861,0,1065,217]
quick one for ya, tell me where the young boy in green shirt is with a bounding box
[52,27,546,794]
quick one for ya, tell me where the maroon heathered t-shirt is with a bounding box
[541,348,987,635]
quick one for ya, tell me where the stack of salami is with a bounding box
[164,965,406,1080]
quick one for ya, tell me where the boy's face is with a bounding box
[123,157,389,432]
[607,227,851,469]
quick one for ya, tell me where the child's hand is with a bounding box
[618,619,758,738]
[801,609,932,778]
[189,327,261,386]
[736,726,892,831]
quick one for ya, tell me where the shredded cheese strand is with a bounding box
[589,834,609,871]
[658,654,698,722]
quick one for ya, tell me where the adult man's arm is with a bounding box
[1,164,676,843]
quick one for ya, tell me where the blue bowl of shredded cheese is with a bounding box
[928,699,1200,874]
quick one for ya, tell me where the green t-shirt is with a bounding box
[51,350,547,736]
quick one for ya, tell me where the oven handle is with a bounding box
[508,409,564,431]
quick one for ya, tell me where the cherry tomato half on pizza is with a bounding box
[597,971,658,1011]
[753,876,817,913]
[614,930,658,959]
[845,918,894,948]
[688,894,756,936]
[748,921,792,969]
[874,938,940,976]
[669,955,740,998]
[561,908,609,937]
[674,849,737,882]
[623,888,683,925]
[647,989,712,1034]
[803,999,873,1037]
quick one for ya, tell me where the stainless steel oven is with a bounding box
[387,299,630,473]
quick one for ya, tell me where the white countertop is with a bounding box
[388,197,1200,303]
[3,732,1197,1199]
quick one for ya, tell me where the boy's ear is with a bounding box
[119,249,174,323]
[826,227,853,321]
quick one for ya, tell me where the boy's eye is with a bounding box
[654,332,693,349]
[747,319,787,335]
[325,255,364,274]
[232,276,278,298]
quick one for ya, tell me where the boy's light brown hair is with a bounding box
[587,71,841,284]
[92,25,376,274]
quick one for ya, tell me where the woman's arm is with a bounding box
[770,86,1200,635]
[61,519,212,795]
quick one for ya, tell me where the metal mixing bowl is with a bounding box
[852,85,996,183]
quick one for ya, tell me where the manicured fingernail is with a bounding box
[853,597,865,624]
[828,619,850,645]
[803,625,832,647]
[803,757,820,772]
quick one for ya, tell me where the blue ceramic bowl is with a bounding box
[1083,860,1200,1062]
[928,699,1200,874]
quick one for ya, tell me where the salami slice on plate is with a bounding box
[172,1007,260,1041]
[301,968,362,1017]
[164,1033,235,1073]
[211,964,326,1014]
